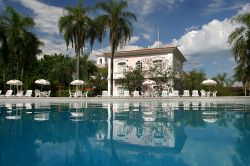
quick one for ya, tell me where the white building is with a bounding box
[96,46,187,96]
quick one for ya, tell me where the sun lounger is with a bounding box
[133,91,140,97]
[161,90,168,97]
[83,91,88,97]
[192,90,199,97]
[16,90,23,97]
[170,90,179,97]
[75,90,82,97]
[200,90,206,97]
[212,91,217,97]
[24,90,33,97]
[35,89,41,97]
[5,90,13,97]
[182,90,190,97]
[69,90,75,98]
[102,91,108,97]
[123,91,130,97]
[113,91,120,96]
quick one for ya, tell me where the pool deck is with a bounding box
[0,96,250,104]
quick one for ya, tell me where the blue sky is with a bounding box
[0,0,250,78]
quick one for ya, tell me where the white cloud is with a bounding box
[237,3,250,14]
[142,33,151,40]
[128,36,140,44]
[40,38,75,56]
[18,0,75,56]
[172,18,237,56]
[128,0,185,16]
[19,0,63,35]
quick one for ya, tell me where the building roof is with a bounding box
[100,46,187,62]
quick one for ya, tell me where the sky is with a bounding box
[0,0,250,78]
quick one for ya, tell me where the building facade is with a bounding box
[96,46,187,96]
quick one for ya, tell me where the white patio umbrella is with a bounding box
[6,79,23,92]
[35,79,50,90]
[35,79,50,85]
[70,79,85,91]
[202,79,217,91]
[70,79,85,85]
[143,79,156,85]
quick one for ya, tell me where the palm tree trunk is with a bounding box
[110,48,115,96]
[243,83,246,96]
[76,50,80,80]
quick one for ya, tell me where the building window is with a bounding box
[135,61,142,71]
[99,58,103,64]
[153,60,163,70]
[118,62,126,73]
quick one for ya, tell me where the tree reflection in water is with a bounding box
[1,101,249,166]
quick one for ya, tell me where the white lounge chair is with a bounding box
[69,90,75,98]
[113,91,120,96]
[83,91,88,97]
[102,91,108,97]
[212,91,217,97]
[171,90,179,97]
[182,90,190,97]
[200,90,206,97]
[5,90,13,97]
[192,90,199,97]
[35,89,41,97]
[16,90,23,97]
[145,91,151,97]
[123,91,130,97]
[133,91,140,97]
[161,90,168,97]
[75,90,82,98]
[24,90,32,97]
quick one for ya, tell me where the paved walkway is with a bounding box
[0,96,250,104]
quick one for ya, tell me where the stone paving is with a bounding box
[0,96,250,104]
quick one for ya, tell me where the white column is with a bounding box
[107,58,111,96]
[107,103,111,140]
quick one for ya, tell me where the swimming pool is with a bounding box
[0,101,250,166]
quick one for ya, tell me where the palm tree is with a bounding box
[96,0,136,96]
[228,13,250,95]
[228,13,250,65]
[233,63,250,96]
[1,7,42,79]
[58,1,95,80]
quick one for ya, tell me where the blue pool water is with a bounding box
[0,101,250,166]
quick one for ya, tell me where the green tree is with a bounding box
[212,72,235,96]
[116,68,144,93]
[86,67,108,96]
[233,63,250,96]
[228,13,250,95]
[96,0,137,96]
[146,59,181,91]
[182,70,206,91]
[58,1,95,79]
[1,7,42,80]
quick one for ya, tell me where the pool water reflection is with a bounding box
[0,101,250,166]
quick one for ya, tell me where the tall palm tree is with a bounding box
[58,1,94,80]
[228,13,250,95]
[228,13,250,65]
[233,63,250,96]
[1,7,42,79]
[96,0,136,96]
